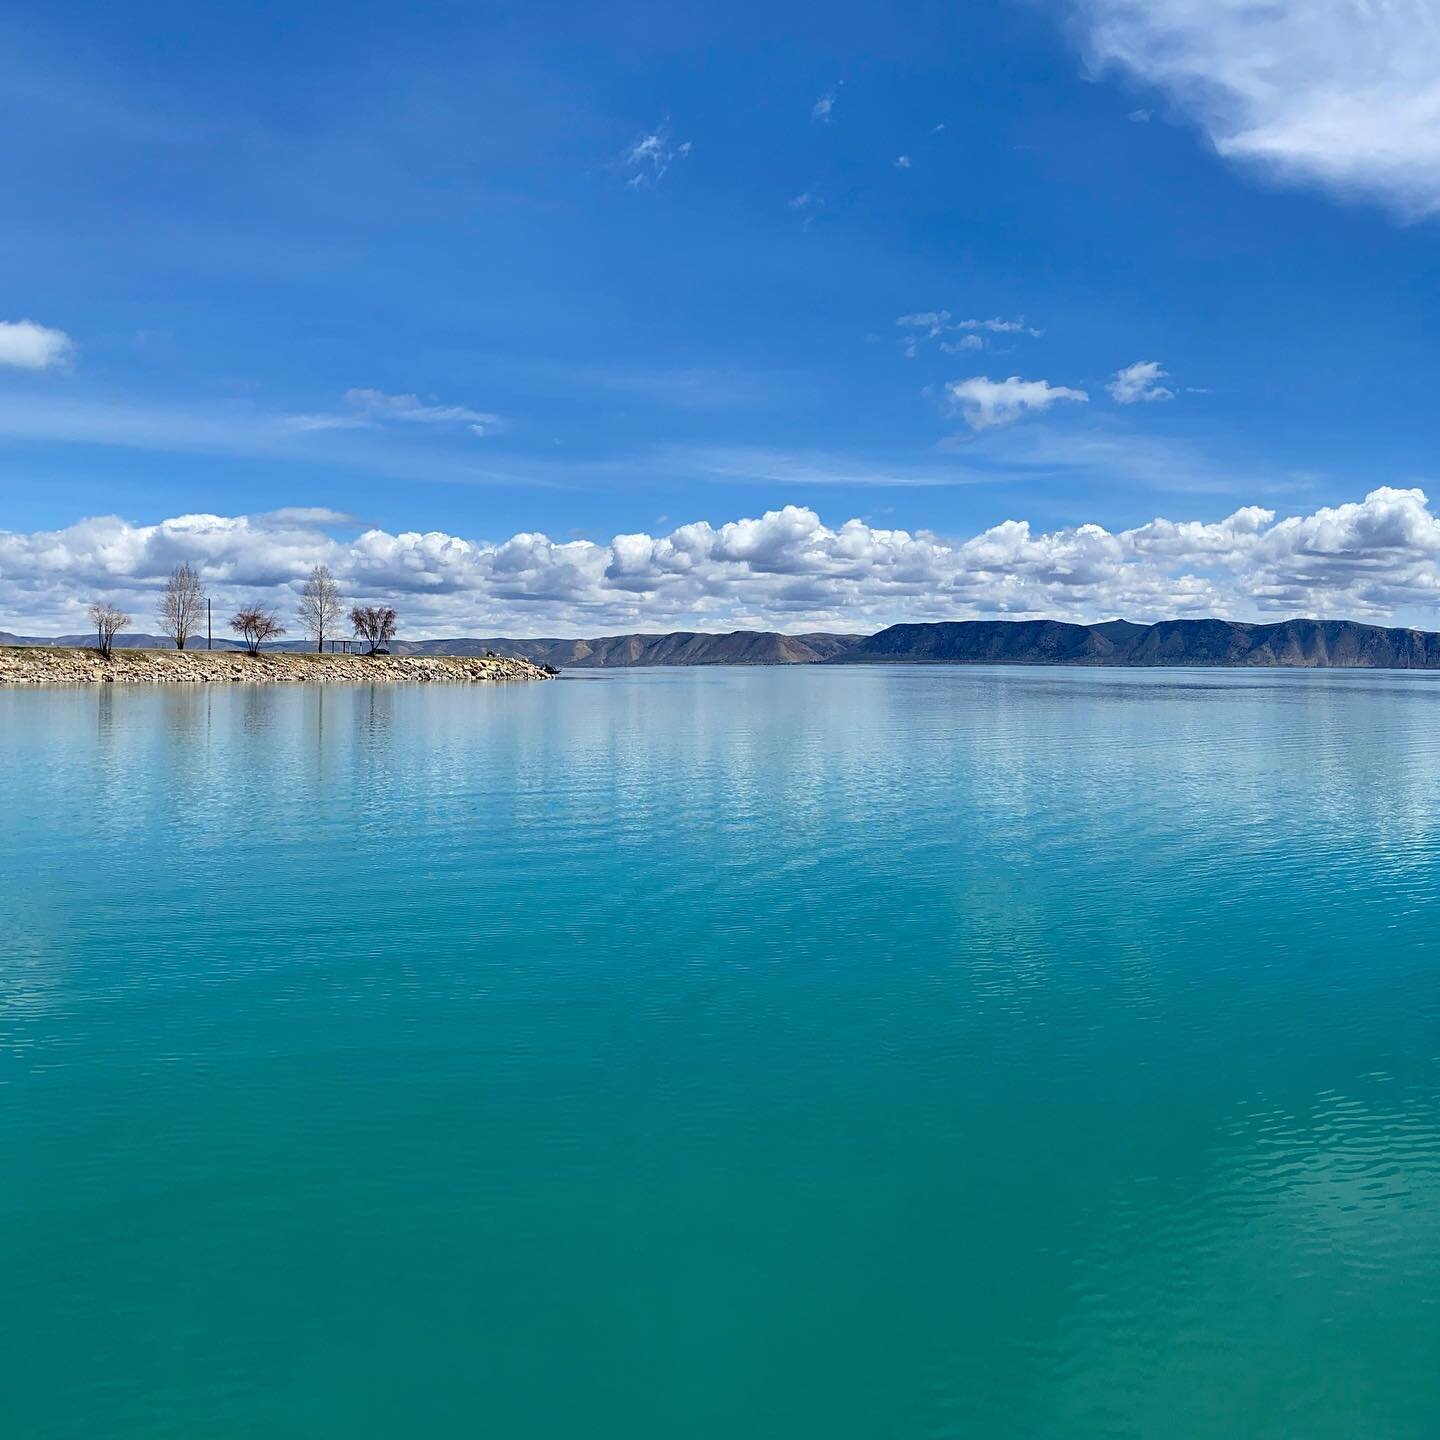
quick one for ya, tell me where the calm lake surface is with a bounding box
[4,666,1440,1439]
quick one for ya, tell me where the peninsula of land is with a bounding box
[9,616,1440,681]
[0,646,554,686]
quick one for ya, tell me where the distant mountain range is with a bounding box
[394,631,864,667]
[7,617,1440,668]
[840,618,1440,668]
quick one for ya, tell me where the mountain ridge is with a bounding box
[839,617,1440,669]
[8,618,1440,668]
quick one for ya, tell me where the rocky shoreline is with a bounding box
[0,645,555,687]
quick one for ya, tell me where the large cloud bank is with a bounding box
[4,489,1440,637]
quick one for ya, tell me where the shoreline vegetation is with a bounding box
[0,645,555,687]
[80,562,399,659]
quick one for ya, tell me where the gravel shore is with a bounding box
[0,645,556,686]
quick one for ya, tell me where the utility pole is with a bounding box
[207,598,212,650]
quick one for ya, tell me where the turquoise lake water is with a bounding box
[4,666,1440,1438]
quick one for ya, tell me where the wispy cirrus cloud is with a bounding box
[342,388,502,435]
[0,319,74,371]
[1070,0,1440,218]
[788,190,825,230]
[0,390,541,488]
[978,422,1261,497]
[0,381,1251,506]
[621,123,691,187]
[1108,360,1175,404]
[661,444,994,489]
[284,389,501,436]
[897,312,1042,358]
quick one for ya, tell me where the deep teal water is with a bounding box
[4,666,1440,1439]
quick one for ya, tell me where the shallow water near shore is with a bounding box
[4,665,1440,1439]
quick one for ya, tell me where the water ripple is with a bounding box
[3,668,1440,1438]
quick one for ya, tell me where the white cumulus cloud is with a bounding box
[945,375,1090,431]
[1071,0,1440,217]
[0,319,74,370]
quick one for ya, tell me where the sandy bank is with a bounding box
[0,645,555,686]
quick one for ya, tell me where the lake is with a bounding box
[4,666,1440,1438]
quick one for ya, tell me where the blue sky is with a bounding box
[5,0,1440,635]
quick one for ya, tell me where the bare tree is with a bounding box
[351,605,398,655]
[157,562,205,649]
[230,605,286,656]
[89,601,130,657]
[298,564,344,653]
